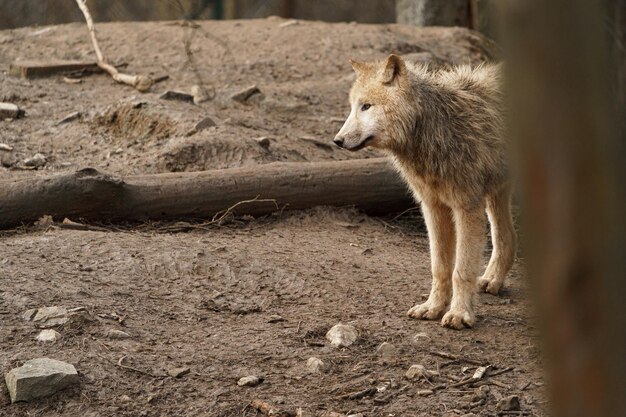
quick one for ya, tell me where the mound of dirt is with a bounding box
[92,101,177,144]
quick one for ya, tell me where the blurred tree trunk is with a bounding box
[396,0,476,28]
[503,0,626,416]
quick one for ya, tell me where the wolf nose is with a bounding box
[333,137,345,148]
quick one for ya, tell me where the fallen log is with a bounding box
[0,158,414,229]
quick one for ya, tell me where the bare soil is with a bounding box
[0,19,546,417]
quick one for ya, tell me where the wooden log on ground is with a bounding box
[0,158,414,229]
[8,60,101,78]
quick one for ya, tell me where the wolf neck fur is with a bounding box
[388,73,456,181]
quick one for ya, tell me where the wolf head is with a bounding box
[334,54,412,152]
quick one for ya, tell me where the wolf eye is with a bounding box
[361,103,372,111]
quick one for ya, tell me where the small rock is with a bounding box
[24,306,68,327]
[5,358,79,402]
[57,111,81,125]
[194,116,216,131]
[417,389,434,396]
[376,342,397,363]
[306,357,327,374]
[237,375,262,387]
[107,329,131,339]
[472,385,490,402]
[35,329,61,343]
[23,153,47,169]
[231,85,262,103]
[22,309,38,321]
[159,90,194,103]
[460,414,478,417]
[268,314,285,323]
[191,85,211,104]
[497,395,521,411]
[256,136,271,149]
[63,77,82,85]
[167,367,190,378]
[471,365,490,380]
[0,149,16,167]
[0,143,13,151]
[325,323,358,348]
[406,364,438,381]
[279,20,299,28]
[0,102,24,119]
[411,332,431,344]
[119,394,132,403]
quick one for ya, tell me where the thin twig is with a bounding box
[156,196,279,232]
[75,0,153,91]
[429,350,485,366]
[95,353,166,378]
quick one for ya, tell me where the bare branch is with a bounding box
[74,0,153,92]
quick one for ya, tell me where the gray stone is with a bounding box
[376,342,397,363]
[256,137,271,149]
[472,385,490,402]
[160,90,194,103]
[306,357,327,374]
[167,367,190,378]
[5,358,79,402]
[191,85,211,104]
[325,323,358,348]
[0,149,16,167]
[237,375,262,387]
[57,111,81,125]
[0,102,24,119]
[194,116,216,131]
[107,329,131,339]
[27,306,68,327]
[497,395,521,411]
[35,329,61,343]
[406,364,438,381]
[23,153,47,169]
[231,85,262,103]
[411,332,431,344]
[0,143,13,151]
[22,309,38,321]
[279,20,299,28]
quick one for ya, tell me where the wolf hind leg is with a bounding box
[407,200,455,321]
[478,187,516,295]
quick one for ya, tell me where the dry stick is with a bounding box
[434,366,515,392]
[429,350,485,366]
[156,196,279,232]
[74,0,153,92]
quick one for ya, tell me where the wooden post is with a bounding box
[503,0,626,416]
[396,0,473,28]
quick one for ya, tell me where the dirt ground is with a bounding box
[0,19,546,417]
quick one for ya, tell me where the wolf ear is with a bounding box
[381,54,406,84]
[350,59,368,74]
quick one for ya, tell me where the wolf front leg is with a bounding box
[407,200,455,320]
[479,187,516,294]
[442,206,487,329]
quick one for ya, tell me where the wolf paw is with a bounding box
[478,276,503,295]
[407,301,446,320]
[441,308,475,330]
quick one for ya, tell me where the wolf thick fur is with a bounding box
[335,55,515,329]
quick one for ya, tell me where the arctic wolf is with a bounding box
[334,55,515,329]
